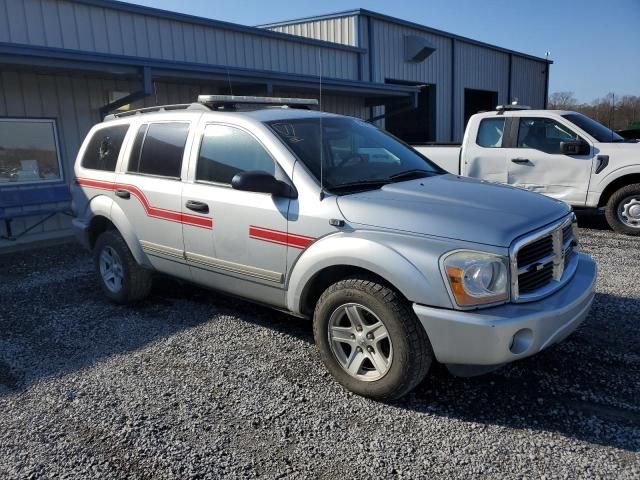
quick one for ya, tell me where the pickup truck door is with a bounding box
[462,117,508,183]
[181,123,290,307]
[502,116,592,205]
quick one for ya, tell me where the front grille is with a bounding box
[519,262,554,293]
[517,235,553,268]
[512,216,577,301]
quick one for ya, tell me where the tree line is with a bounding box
[548,92,640,131]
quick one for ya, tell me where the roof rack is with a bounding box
[197,95,318,110]
[496,103,531,114]
[104,103,210,121]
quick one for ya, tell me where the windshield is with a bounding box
[562,113,624,143]
[267,116,443,192]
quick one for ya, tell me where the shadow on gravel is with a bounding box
[397,291,640,453]
[575,210,610,231]
[2,244,639,454]
[0,243,313,400]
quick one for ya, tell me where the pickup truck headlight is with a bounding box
[441,251,509,307]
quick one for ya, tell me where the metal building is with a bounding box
[0,0,550,247]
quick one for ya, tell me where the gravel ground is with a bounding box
[0,214,638,479]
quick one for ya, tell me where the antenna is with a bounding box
[610,93,615,142]
[318,49,324,201]
[225,65,234,96]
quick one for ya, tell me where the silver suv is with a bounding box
[72,96,597,400]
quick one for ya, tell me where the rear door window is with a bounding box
[128,122,189,178]
[81,124,130,171]
[476,118,506,148]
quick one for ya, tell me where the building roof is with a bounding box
[258,8,553,64]
[71,0,364,53]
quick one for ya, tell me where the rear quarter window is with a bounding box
[81,124,130,171]
[476,118,506,148]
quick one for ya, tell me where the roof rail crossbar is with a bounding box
[197,95,318,110]
[104,103,210,120]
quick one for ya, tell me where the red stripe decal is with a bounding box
[249,226,314,250]
[77,178,212,230]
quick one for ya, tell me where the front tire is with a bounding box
[313,276,433,400]
[93,230,152,304]
[605,183,640,235]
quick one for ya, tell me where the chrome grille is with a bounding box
[511,215,578,301]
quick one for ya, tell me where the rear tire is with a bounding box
[313,275,433,400]
[93,230,152,304]
[604,183,640,235]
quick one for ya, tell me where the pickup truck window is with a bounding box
[562,113,624,143]
[516,118,578,154]
[128,122,189,178]
[196,124,275,184]
[268,117,441,191]
[476,118,505,148]
[82,124,129,172]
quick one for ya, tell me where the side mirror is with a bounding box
[560,140,590,156]
[231,171,297,199]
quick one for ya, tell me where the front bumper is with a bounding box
[414,252,596,366]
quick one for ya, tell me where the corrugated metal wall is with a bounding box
[266,16,358,47]
[0,0,360,80]
[0,69,366,241]
[453,42,510,139]
[511,56,547,109]
[263,14,549,142]
[368,18,453,141]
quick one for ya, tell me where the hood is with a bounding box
[336,174,571,247]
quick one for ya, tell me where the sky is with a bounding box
[127,0,639,103]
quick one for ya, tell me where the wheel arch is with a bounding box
[597,171,640,208]
[85,195,150,267]
[286,235,450,316]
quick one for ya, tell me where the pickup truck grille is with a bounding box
[512,216,577,300]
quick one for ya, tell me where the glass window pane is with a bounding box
[476,118,505,148]
[0,119,62,184]
[81,124,129,171]
[135,122,189,178]
[196,125,275,184]
[268,117,441,190]
[517,118,578,154]
[127,124,148,173]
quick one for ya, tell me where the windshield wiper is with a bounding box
[387,169,438,182]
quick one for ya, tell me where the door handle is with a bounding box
[115,189,130,199]
[511,158,531,165]
[185,200,209,213]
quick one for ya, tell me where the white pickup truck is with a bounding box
[414,107,640,235]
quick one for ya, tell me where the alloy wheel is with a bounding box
[327,303,393,382]
[99,246,124,293]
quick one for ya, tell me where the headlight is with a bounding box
[441,251,509,308]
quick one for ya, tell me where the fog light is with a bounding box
[510,328,533,354]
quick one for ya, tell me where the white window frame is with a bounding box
[0,117,64,186]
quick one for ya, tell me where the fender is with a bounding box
[83,194,152,268]
[589,164,640,206]
[286,232,455,315]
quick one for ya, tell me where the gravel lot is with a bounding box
[1,214,639,479]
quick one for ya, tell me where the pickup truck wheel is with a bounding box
[93,230,152,304]
[313,276,433,400]
[605,183,640,235]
